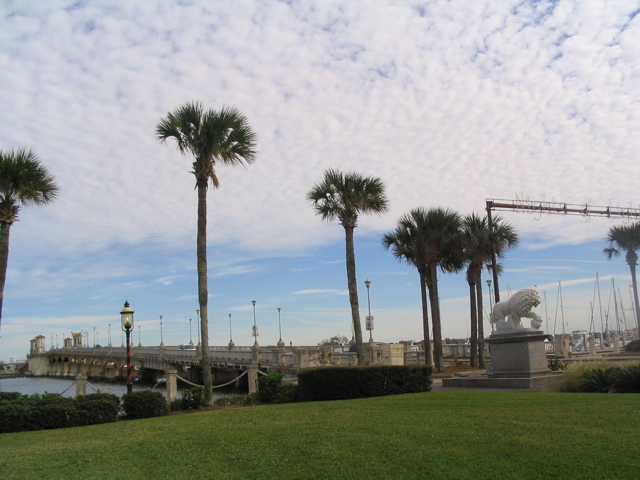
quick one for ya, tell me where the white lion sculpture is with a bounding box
[490,288,542,332]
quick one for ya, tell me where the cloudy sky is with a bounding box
[1,0,639,362]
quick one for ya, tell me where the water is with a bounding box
[0,376,235,399]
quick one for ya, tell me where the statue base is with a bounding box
[442,330,560,390]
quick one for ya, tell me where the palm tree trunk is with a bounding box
[196,181,213,403]
[628,259,640,336]
[344,225,364,365]
[468,279,477,367]
[475,273,486,368]
[0,221,11,333]
[419,269,433,367]
[427,264,443,372]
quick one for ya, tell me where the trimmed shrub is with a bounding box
[75,393,120,425]
[624,339,640,352]
[170,399,184,411]
[258,372,283,403]
[0,402,30,433]
[32,402,79,430]
[181,386,207,410]
[122,390,169,419]
[298,365,432,402]
[274,383,299,404]
[0,392,25,402]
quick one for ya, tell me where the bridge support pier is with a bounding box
[165,367,178,403]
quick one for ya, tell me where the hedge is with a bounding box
[298,365,432,402]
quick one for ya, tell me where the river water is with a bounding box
[0,376,235,399]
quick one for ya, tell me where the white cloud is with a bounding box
[1,0,639,361]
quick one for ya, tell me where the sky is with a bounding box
[1,0,639,362]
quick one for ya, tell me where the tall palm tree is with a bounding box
[307,169,388,365]
[604,221,640,336]
[156,101,257,403]
[0,148,59,334]
[421,207,464,372]
[382,209,434,367]
[462,213,518,367]
[383,207,463,372]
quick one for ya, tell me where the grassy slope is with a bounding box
[1,392,639,480]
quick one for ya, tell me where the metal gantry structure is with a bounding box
[486,197,640,303]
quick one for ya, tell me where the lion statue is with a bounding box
[490,288,542,332]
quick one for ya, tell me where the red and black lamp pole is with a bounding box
[120,301,135,394]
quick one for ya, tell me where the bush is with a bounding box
[624,339,640,352]
[181,386,208,410]
[0,402,31,433]
[581,367,617,393]
[298,365,432,402]
[274,383,299,404]
[258,372,283,403]
[75,393,120,425]
[122,390,169,419]
[0,392,25,402]
[170,399,184,411]
[610,364,640,393]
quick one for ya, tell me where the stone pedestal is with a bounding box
[488,330,550,379]
[165,367,178,403]
[443,330,558,389]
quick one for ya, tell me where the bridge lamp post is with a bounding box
[160,315,164,346]
[189,318,193,345]
[252,300,258,346]
[120,301,135,394]
[277,307,285,348]
[365,279,373,343]
[228,314,235,350]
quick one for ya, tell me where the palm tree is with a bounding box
[604,221,640,336]
[383,207,463,372]
[307,169,388,365]
[156,101,257,403]
[0,148,59,334]
[462,213,517,367]
[382,209,434,367]
[420,207,464,372]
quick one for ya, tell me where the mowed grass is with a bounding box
[1,391,639,480]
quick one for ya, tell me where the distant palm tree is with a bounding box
[156,101,257,403]
[604,221,640,335]
[307,169,388,365]
[0,148,59,334]
[462,213,517,367]
[382,209,434,367]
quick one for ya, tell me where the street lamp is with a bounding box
[252,300,258,346]
[160,315,164,346]
[365,279,374,343]
[120,301,135,394]
[228,314,234,350]
[487,279,493,332]
[108,323,111,347]
[196,310,201,345]
[277,307,285,348]
[189,318,193,345]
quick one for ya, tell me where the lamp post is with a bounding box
[120,301,135,394]
[252,300,258,346]
[196,310,201,345]
[277,307,285,348]
[228,314,234,350]
[160,315,164,346]
[487,279,493,332]
[365,279,373,343]
[108,324,111,347]
[189,318,193,345]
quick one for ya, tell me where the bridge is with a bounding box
[27,343,411,401]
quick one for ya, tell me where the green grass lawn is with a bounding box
[1,391,638,479]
